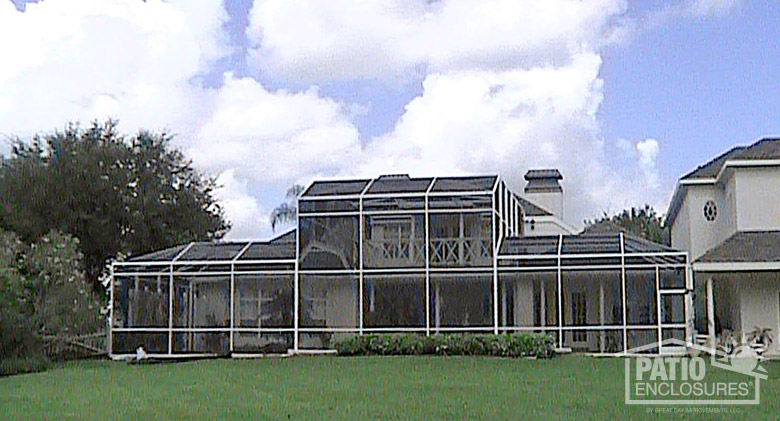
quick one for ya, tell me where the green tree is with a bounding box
[583,204,670,246]
[270,184,304,232]
[0,121,230,290]
[0,229,101,362]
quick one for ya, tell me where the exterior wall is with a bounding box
[737,272,780,355]
[674,182,736,261]
[734,167,780,231]
[671,189,691,254]
[524,216,577,236]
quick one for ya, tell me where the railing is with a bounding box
[430,237,491,266]
[43,331,108,359]
[364,238,425,267]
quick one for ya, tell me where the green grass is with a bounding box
[1,356,778,420]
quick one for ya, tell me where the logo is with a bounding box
[624,338,767,405]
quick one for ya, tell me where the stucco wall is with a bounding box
[675,182,737,260]
[524,217,575,236]
[738,272,780,355]
[734,167,780,231]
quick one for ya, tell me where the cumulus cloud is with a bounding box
[0,0,227,140]
[2,0,688,240]
[247,0,628,80]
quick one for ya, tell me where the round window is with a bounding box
[703,200,717,222]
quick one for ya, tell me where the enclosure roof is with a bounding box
[126,230,296,262]
[498,232,677,256]
[300,174,498,197]
[696,231,780,263]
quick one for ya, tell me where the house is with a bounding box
[110,172,689,357]
[667,138,780,356]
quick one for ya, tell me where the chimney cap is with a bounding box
[524,169,562,181]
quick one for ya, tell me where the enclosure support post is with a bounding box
[108,264,114,357]
[230,262,235,353]
[168,263,174,356]
[620,232,627,354]
[599,278,604,353]
[540,279,546,328]
[424,178,435,336]
[557,234,563,349]
[655,266,662,354]
[294,208,301,351]
[685,261,694,347]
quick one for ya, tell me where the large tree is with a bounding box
[583,204,670,246]
[0,121,229,290]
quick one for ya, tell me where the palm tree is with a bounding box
[270,184,304,232]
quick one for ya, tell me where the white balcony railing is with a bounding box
[363,236,491,267]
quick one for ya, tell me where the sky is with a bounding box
[1,0,778,240]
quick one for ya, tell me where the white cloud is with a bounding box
[247,0,628,80]
[1,0,702,240]
[0,0,227,140]
[684,0,741,17]
[359,54,665,225]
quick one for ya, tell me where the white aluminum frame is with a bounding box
[109,175,691,357]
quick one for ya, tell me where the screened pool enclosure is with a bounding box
[110,175,691,357]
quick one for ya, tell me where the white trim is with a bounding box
[301,189,495,201]
[693,261,780,271]
[620,232,628,353]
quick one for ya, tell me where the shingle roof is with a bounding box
[517,196,552,217]
[682,138,780,180]
[696,231,780,263]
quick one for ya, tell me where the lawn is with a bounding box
[1,356,778,420]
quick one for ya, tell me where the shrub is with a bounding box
[333,333,555,358]
[0,356,50,377]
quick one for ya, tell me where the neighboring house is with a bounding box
[111,174,688,358]
[667,138,780,356]
[520,169,578,236]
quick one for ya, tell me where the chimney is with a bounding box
[524,169,564,218]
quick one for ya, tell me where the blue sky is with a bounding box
[1,0,777,239]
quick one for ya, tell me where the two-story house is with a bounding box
[667,138,780,355]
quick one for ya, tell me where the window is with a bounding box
[703,200,717,222]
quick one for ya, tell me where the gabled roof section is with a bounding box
[682,138,780,180]
[517,196,552,217]
[668,138,780,227]
[696,231,780,263]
